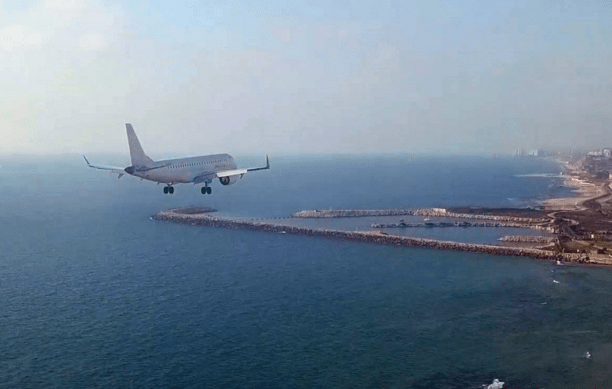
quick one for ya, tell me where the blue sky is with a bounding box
[0,0,611,155]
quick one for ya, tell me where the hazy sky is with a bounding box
[1,0,611,156]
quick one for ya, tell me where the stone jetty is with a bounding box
[292,208,546,224]
[152,208,590,264]
[498,235,557,243]
[371,221,532,229]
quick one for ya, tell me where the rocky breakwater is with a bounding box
[295,208,553,233]
[293,208,548,224]
[153,209,588,264]
[292,209,426,218]
[371,221,532,229]
[498,236,557,243]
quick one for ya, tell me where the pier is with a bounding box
[152,207,596,264]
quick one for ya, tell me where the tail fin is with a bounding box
[126,123,154,167]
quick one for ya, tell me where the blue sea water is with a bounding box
[2,154,612,388]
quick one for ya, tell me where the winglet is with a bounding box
[82,155,125,179]
[247,154,270,172]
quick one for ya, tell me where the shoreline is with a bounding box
[150,157,612,266]
[151,207,595,265]
[540,159,608,211]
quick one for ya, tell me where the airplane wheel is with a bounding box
[201,187,206,195]
[207,187,212,194]
[169,186,174,194]
[163,187,169,194]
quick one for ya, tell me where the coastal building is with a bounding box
[513,149,547,157]
[431,208,447,214]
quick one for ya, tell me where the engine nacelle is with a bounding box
[219,174,242,186]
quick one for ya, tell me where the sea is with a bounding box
[2,154,612,388]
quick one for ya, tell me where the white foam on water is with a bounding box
[482,378,504,389]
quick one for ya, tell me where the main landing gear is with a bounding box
[201,185,212,195]
[163,185,174,194]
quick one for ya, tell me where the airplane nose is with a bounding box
[125,166,135,175]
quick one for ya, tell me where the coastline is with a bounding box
[151,157,612,266]
[152,204,605,265]
[540,160,607,211]
[152,208,584,263]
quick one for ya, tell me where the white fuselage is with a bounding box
[85,123,268,194]
[132,153,236,184]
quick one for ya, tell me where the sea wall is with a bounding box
[371,221,543,229]
[498,235,557,243]
[152,210,586,264]
[292,208,546,224]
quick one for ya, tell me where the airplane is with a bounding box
[84,123,269,194]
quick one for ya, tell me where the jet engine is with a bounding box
[219,174,242,186]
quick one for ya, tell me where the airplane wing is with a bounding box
[194,155,269,185]
[246,155,270,172]
[193,170,248,185]
[83,155,126,178]
[214,155,269,178]
[193,172,217,184]
[216,169,248,178]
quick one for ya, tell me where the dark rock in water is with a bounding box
[168,206,216,215]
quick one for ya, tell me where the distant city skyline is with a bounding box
[1,0,611,155]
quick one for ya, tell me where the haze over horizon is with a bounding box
[1,0,611,156]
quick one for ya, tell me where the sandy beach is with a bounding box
[541,176,608,211]
[541,160,609,211]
